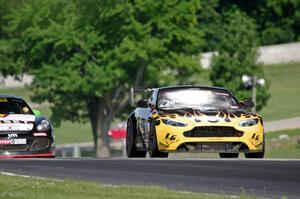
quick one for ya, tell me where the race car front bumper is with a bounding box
[155,121,264,153]
[0,137,55,158]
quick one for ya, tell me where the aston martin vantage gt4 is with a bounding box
[126,86,264,158]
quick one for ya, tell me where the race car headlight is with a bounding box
[36,119,50,131]
[162,119,187,127]
[239,119,258,127]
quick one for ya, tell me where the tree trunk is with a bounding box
[87,97,111,158]
[95,115,111,158]
[87,88,130,158]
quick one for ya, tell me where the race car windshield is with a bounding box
[157,88,240,110]
[0,98,33,115]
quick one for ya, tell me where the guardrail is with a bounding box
[56,139,126,157]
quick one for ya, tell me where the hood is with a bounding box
[0,114,36,131]
[157,109,260,124]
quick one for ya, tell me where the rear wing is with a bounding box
[129,87,154,106]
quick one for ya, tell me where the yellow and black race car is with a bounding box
[126,85,264,158]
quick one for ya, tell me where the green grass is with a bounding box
[0,174,256,199]
[265,128,300,159]
[54,122,92,145]
[260,62,300,121]
[0,87,31,101]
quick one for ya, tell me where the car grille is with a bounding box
[0,138,50,152]
[183,126,244,137]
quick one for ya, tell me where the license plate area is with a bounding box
[195,142,241,152]
[196,142,228,151]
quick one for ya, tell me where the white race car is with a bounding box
[0,94,55,158]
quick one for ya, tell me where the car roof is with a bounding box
[0,93,24,100]
[156,85,231,93]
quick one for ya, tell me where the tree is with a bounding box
[2,0,204,157]
[210,9,269,111]
[218,0,300,45]
[0,0,28,77]
[197,0,222,52]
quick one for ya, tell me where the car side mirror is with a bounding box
[32,109,42,116]
[240,99,254,108]
[136,99,148,108]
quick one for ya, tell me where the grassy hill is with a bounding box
[265,128,300,159]
[260,62,300,121]
[0,62,299,145]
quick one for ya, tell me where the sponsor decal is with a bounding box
[0,139,12,145]
[250,134,262,146]
[0,124,34,131]
[0,98,8,102]
[8,134,18,138]
[0,117,34,131]
[0,114,35,122]
[22,107,30,113]
[13,139,26,145]
[0,139,26,145]
[0,120,32,124]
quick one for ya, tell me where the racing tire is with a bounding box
[126,120,146,158]
[148,121,168,158]
[244,151,264,158]
[219,153,239,158]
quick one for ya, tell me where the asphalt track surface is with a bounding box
[0,159,299,198]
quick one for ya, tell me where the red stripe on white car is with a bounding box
[0,152,55,158]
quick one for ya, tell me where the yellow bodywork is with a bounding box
[153,112,264,152]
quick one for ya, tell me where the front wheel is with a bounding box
[126,120,146,158]
[245,152,264,158]
[219,153,239,158]
[148,121,168,158]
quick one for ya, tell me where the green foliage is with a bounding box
[197,0,222,52]
[3,0,203,125]
[196,0,300,51]
[0,0,26,39]
[259,0,300,44]
[210,9,269,111]
[1,0,204,156]
[218,0,300,45]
